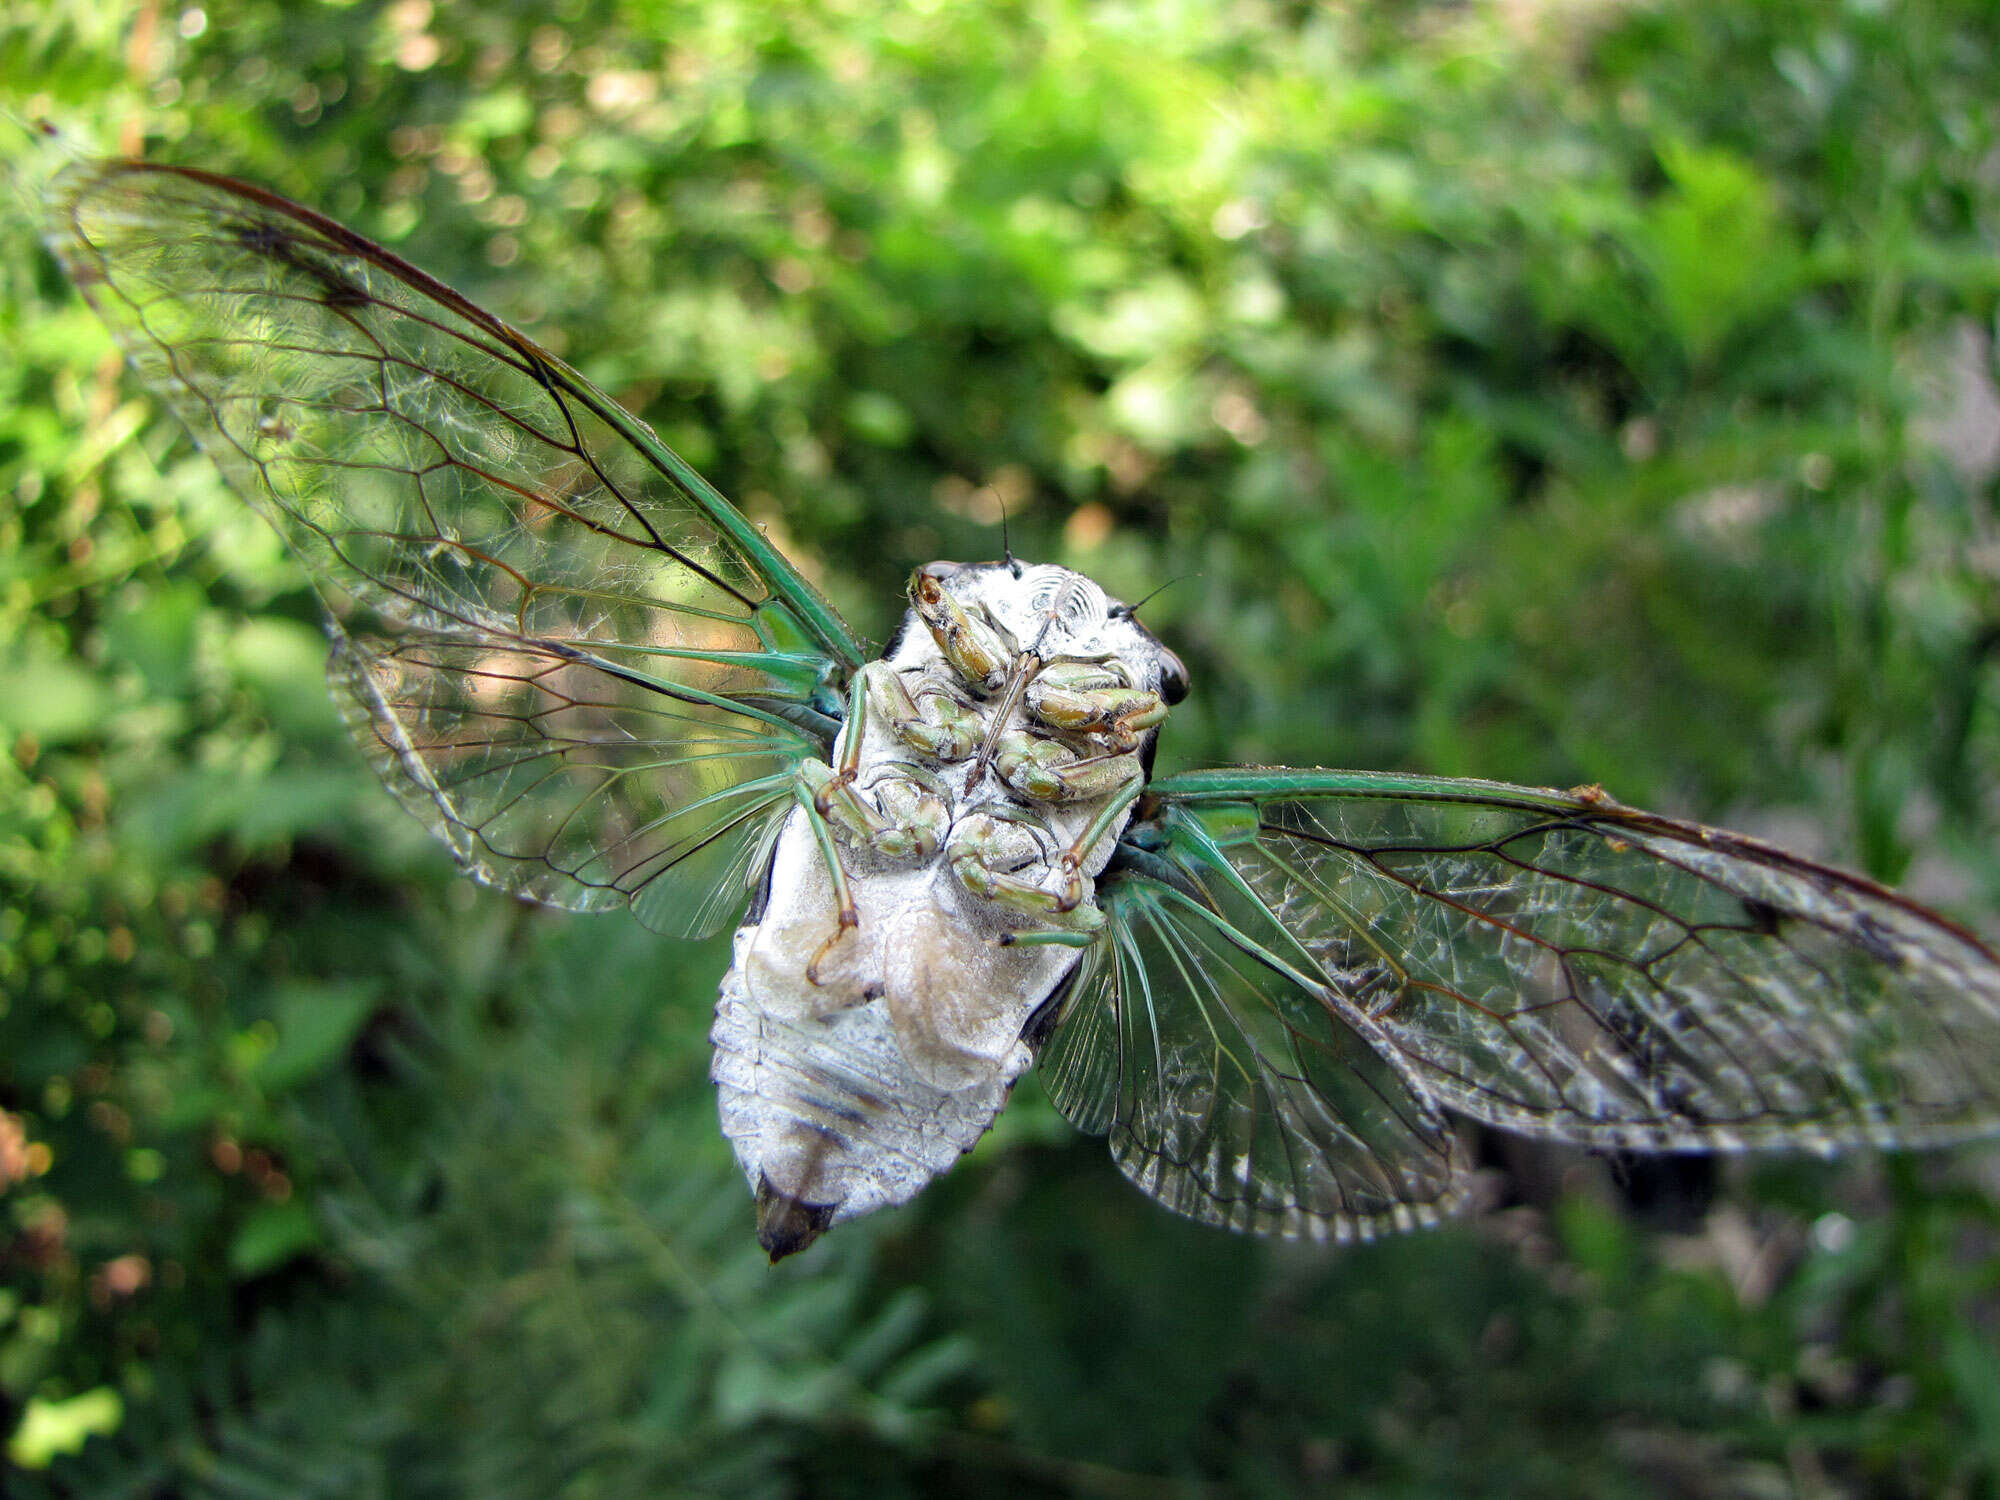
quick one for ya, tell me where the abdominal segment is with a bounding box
[710,564,1176,1258]
[710,801,1085,1259]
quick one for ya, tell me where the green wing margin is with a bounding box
[47,160,865,938]
[1039,766,2000,1239]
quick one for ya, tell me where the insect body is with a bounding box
[44,158,2000,1262]
[717,561,1181,1256]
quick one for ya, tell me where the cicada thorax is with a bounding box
[710,560,1181,1259]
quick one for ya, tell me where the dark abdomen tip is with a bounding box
[756,1174,837,1263]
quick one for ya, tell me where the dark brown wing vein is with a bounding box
[50,159,857,935]
[1196,788,2000,1150]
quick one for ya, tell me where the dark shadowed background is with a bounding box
[4,1,2000,1493]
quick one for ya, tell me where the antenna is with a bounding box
[998,495,1022,578]
[1110,574,1194,621]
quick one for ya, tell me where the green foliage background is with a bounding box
[4,0,2000,1493]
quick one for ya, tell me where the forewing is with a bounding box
[1038,878,1470,1242]
[49,160,864,935]
[1143,768,2000,1150]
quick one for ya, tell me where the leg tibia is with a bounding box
[799,757,949,861]
[946,811,1104,932]
[861,660,982,762]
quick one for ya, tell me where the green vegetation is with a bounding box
[5,0,2000,1493]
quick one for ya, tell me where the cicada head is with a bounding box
[904,559,1189,710]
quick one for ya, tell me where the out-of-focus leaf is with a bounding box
[225,617,341,740]
[1945,1322,2000,1467]
[256,980,378,1095]
[6,1387,122,1469]
[0,656,105,742]
[98,582,205,701]
[229,1201,322,1277]
[844,391,914,447]
[1638,140,1803,367]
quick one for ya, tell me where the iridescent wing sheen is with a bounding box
[48,160,864,937]
[1058,767,2000,1176]
[1036,871,1471,1243]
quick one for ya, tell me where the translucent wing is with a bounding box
[1036,872,1470,1242]
[48,160,865,936]
[1102,767,2000,1154]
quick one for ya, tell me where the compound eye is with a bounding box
[1156,647,1190,705]
[917,560,963,583]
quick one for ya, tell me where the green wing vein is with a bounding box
[1120,767,2000,1152]
[50,159,863,937]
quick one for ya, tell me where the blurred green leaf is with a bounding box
[228,1201,322,1278]
[1640,140,1802,368]
[0,654,105,742]
[6,1386,122,1469]
[256,980,378,1095]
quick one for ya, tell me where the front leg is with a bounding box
[865,661,983,763]
[1026,659,1168,752]
[992,729,1143,805]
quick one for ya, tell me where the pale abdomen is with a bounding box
[710,803,1086,1255]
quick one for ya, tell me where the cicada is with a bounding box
[45,160,2000,1261]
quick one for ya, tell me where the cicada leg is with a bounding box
[1016,771,1148,951]
[799,758,951,862]
[991,729,1143,804]
[867,662,983,764]
[793,660,976,987]
[910,567,1016,694]
[787,770,862,988]
[957,763,1149,951]
[806,660,967,860]
[1059,771,1144,881]
[947,809,1105,935]
[1026,658,1168,752]
[794,757,958,987]
[811,662,980,825]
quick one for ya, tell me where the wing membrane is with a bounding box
[49,160,862,933]
[1038,876,1469,1241]
[331,633,798,938]
[1137,768,2000,1150]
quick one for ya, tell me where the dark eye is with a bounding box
[1157,647,1190,705]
